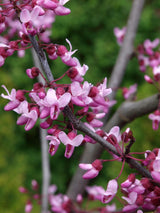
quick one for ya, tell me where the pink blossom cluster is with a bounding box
[19,180,75,213]
[0,0,70,66]
[19,180,119,213]
[19,179,40,213]
[1,62,114,158]
[114,26,160,130]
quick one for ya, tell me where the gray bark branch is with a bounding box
[66,93,159,199]
[32,48,51,213]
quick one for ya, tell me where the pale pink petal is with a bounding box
[72,134,83,146]
[82,168,99,179]
[46,89,57,105]
[71,82,82,96]
[58,131,71,145]
[20,9,31,23]
[55,6,71,16]
[79,163,93,170]
[58,92,71,108]
[40,107,50,119]
[102,179,118,204]
[17,115,28,125]
[151,171,160,183]
[4,100,20,111]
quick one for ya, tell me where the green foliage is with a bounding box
[0,0,160,212]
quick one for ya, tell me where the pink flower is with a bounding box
[121,174,135,188]
[16,101,39,131]
[31,180,39,190]
[138,54,149,72]
[91,78,112,109]
[79,159,103,179]
[49,194,70,213]
[60,39,77,66]
[144,75,153,84]
[144,38,159,55]
[25,200,32,213]
[86,185,105,201]
[67,57,88,82]
[58,131,83,158]
[31,88,71,119]
[71,81,92,107]
[48,184,57,194]
[54,0,71,16]
[47,135,61,156]
[122,84,137,100]
[102,179,118,204]
[151,160,160,183]
[153,66,160,81]
[19,186,28,193]
[1,85,21,111]
[105,126,121,145]
[20,6,45,24]
[114,26,126,46]
[148,110,160,130]
[37,0,58,10]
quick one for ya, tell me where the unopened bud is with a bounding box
[67,67,78,79]
[16,90,25,101]
[57,45,67,56]
[88,86,99,97]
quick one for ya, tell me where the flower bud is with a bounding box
[56,45,67,56]
[16,90,25,101]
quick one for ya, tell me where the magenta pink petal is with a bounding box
[82,168,99,179]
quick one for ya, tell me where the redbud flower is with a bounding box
[148,110,160,130]
[37,0,58,10]
[121,174,135,188]
[58,131,83,158]
[25,200,32,213]
[19,186,28,193]
[48,184,57,194]
[86,185,105,201]
[153,66,160,81]
[102,179,118,204]
[79,159,103,179]
[138,55,149,72]
[16,101,39,131]
[20,6,45,24]
[31,180,39,191]
[122,84,137,100]
[71,81,92,107]
[31,88,71,119]
[54,0,71,16]
[151,160,160,183]
[114,26,126,46]
[26,67,40,79]
[47,136,60,156]
[144,75,153,84]
[144,38,159,55]
[1,85,21,111]
[60,39,77,66]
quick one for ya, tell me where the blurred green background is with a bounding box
[0,0,160,212]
